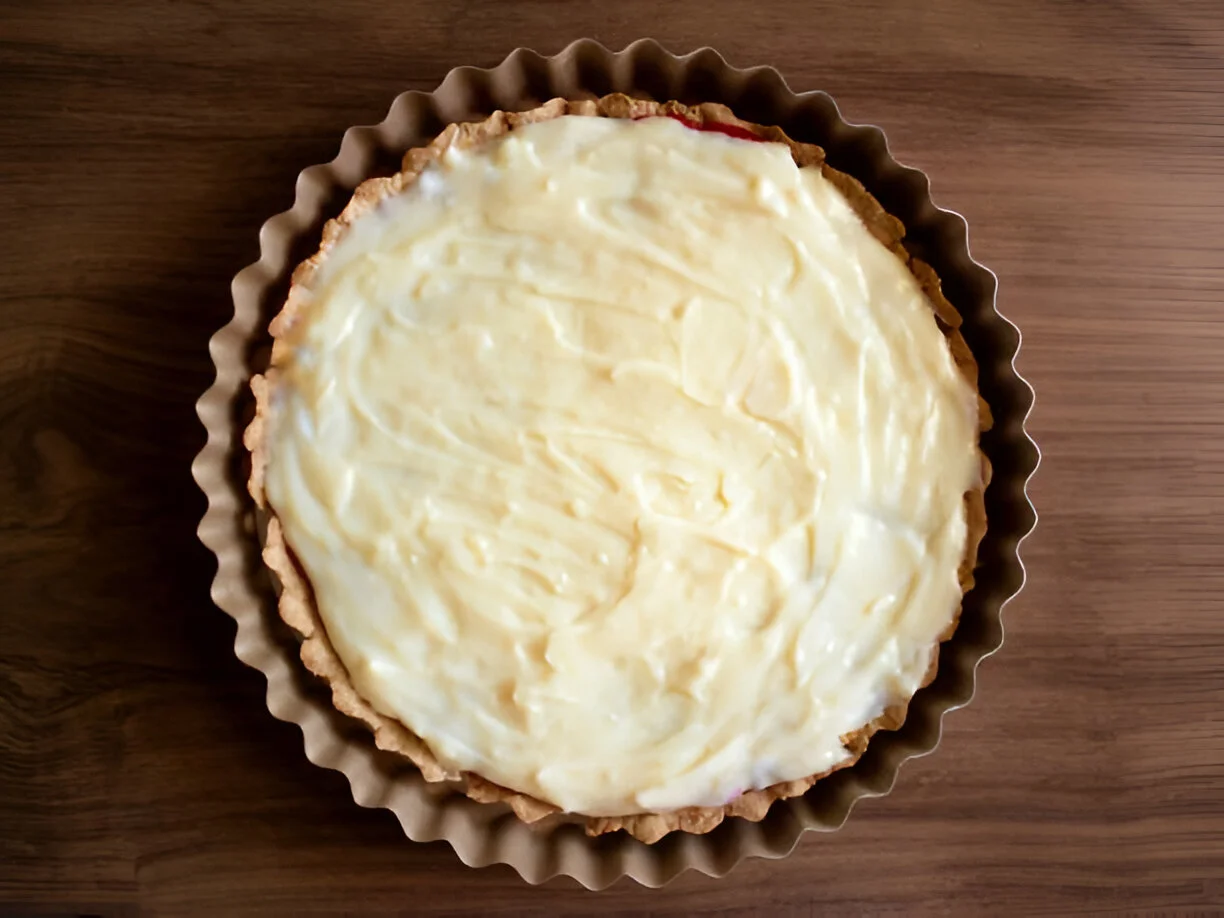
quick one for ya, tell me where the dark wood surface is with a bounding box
[3,1,1223,914]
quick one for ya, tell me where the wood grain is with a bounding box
[1,1,1222,914]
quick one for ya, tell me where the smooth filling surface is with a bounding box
[265,115,979,816]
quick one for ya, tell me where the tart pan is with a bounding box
[192,38,1039,888]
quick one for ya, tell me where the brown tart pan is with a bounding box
[192,38,1039,888]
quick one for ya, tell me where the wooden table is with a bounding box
[3,1,1223,913]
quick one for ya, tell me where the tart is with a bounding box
[244,93,989,844]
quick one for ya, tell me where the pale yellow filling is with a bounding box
[265,115,979,816]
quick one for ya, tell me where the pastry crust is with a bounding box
[244,94,991,844]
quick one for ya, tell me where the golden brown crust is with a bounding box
[244,94,991,844]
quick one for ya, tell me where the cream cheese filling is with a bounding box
[264,115,979,816]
